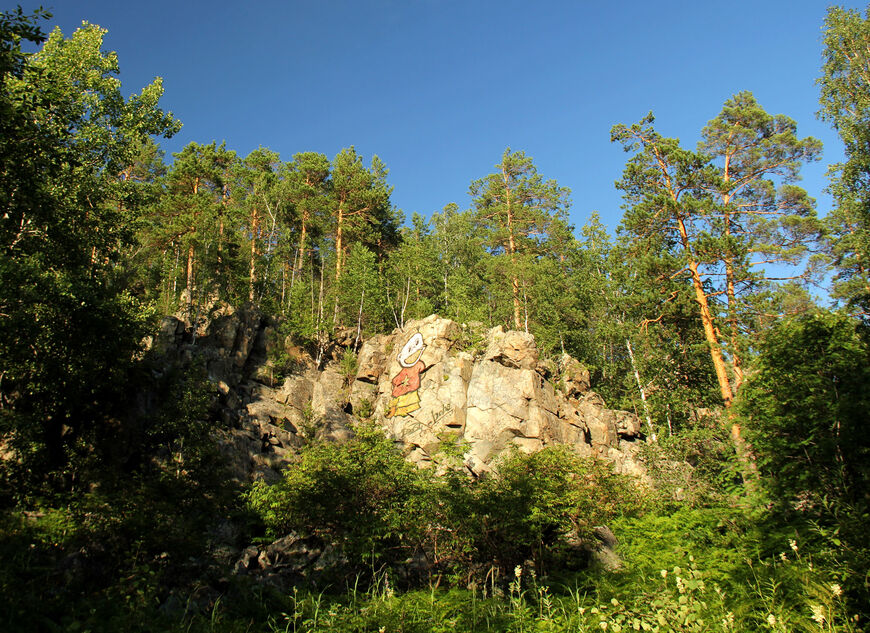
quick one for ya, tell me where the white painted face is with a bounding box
[398,333,425,368]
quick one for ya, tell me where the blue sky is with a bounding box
[23,0,865,235]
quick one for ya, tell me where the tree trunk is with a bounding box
[292,221,307,289]
[688,259,733,406]
[249,207,259,303]
[719,167,744,391]
[626,339,655,440]
[335,204,344,280]
[725,257,744,390]
[218,182,227,264]
[186,243,194,306]
[504,176,522,330]
[674,214,734,407]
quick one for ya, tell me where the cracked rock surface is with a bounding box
[150,310,646,481]
[368,316,645,476]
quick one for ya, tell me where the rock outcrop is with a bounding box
[150,309,646,481]
[150,305,354,483]
[364,316,644,476]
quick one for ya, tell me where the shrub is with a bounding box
[248,433,643,581]
[247,423,431,569]
[456,447,641,574]
[736,309,870,614]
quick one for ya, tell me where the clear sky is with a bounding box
[20,0,866,235]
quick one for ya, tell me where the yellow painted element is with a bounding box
[403,348,423,366]
[387,391,421,417]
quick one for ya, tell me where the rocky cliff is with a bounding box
[150,308,647,482]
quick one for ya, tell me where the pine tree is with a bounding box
[698,92,822,388]
[232,147,284,306]
[282,151,331,300]
[151,142,236,310]
[330,147,395,281]
[612,95,821,408]
[469,148,572,331]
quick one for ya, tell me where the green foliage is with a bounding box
[247,423,428,568]
[736,309,870,611]
[470,148,573,332]
[0,16,179,492]
[429,203,490,325]
[249,431,641,580]
[334,243,389,335]
[338,347,358,382]
[383,214,442,328]
[355,397,373,420]
[635,421,742,508]
[2,7,867,632]
[452,447,641,573]
[33,511,862,632]
[455,321,488,356]
[819,6,870,317]
[0,362,243,632]
[737,310,870,508]
[612,94,822,410]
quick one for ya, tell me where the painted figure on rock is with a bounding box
[387,332,427,417]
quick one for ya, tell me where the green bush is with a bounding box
[453,446,641,574]
[736,310,870,616]
[636,422,742,509]
[0,361,244,631]
[737,310,870,508]
[249,432,642,580]
[247,423,431,569]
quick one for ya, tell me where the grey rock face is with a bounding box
[368,316,645,475]
[150,310,645,481]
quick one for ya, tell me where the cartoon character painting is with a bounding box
[387,332,427,417]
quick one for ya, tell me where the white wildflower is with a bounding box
[789,539,798,553]
[767,614,776,626]
[831,583,842,597]
[660,569,667,578]
[514,564,522,580]
[811,604,825,624]
[675,576,685,594]
[779,551,787,562]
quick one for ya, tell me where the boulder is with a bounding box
[234,532,325,586]
[560,354,591,397]
[589,525,622,571]
[483,327,539,370]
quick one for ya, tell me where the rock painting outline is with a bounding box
[387,332,427,418]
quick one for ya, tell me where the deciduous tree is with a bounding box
[819,5,870,317]
[0,18,179,483]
